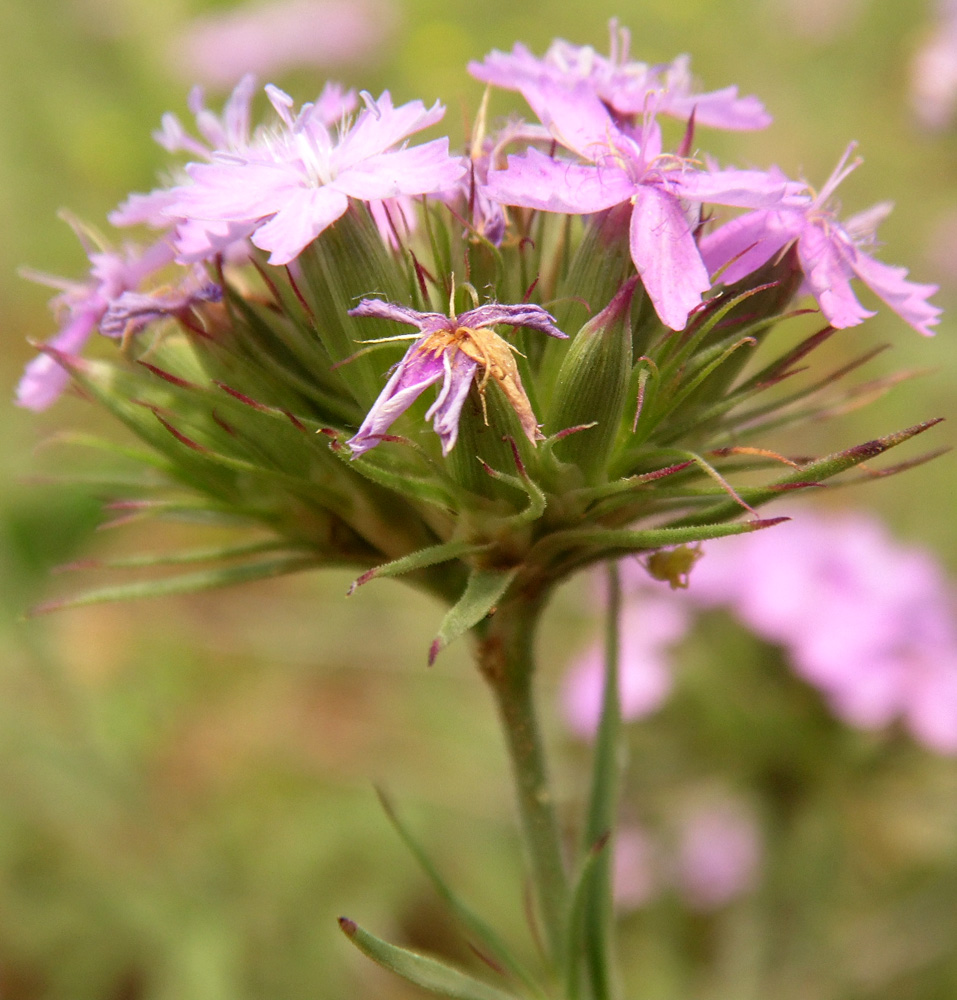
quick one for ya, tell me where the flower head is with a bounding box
[487,84,801,329]
[700,144,941,336]
[469,21,771,131]
[346,299,566,457]
[164,89,465,265]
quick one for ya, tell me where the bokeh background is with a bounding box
[2,0,956,997]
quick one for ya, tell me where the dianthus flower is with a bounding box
[688,513,957,752]
[346,299,566,457]
[487,83,802,329]
[163,89,465,265]
[469,20,771,130]
[699,144,941,336]
[16,238,176,410]
[565,511,957,754]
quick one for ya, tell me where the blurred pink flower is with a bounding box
[612,825,661,912]
[560,595,688,738]
[167,0,397,88]
[673,800,762,910]
[611,798,762,913]
[771,0,865,42]
[690,513,957,752]
[911,0,957,130]
[562,510,957,754]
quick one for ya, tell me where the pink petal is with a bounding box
[251,185,350,264]
[797,224,875,328]
[425,351,478,455]
[334,139,464,200]
[847,249,941,337]
[172,161,300,220]
[629,185,711,330]
[348,342,446,456]
[16,308,99,411]
[699,209,800,285]
[488,147,633,214]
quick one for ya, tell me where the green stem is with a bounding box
[580,562,623,1000]
[475,590,569,972]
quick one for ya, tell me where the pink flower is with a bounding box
[674,800,762,911]
[469,21,771,131]
[560,595,688,738]
[487,84,800,329]
[16,238,175,411]
[346,299,566,457]
[612,825,661,912]
[167,0,396,89]
[910,0,957,130]
[700,144,941,336]
[689,511,957,753]
[563,511,957,755]
[164,89,465,265]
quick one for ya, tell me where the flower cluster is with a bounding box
[563,510,957,754]
[18,23,942,668]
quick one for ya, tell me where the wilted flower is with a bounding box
[346,298,566,457]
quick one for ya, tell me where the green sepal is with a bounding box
[546,278,638,482]
[446,384,536,502]
[27,552,320,617]
[211,285,362,426]
[543,203,635,395]
[375,790,545,997]
[529,517,790,574]
[294,207,408,408]
[667,418,944,529]
[37,430,180,473]
[477,441,547,529]
[326,432,463,514]
[338,917,522,1000]
[347,540,490,595]
[429,567,520,665]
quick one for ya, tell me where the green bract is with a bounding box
[32,204,940,664]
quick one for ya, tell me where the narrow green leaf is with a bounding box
[55,539,291,573]
[338,917,521,1000]
[562,834,611,1000]
[28,553,320,616]
[375,790,545,997]
[429,567,519,665]
[667,418,944,529]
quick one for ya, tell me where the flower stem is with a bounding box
[475,589,569,972]
[579,562,623,1000]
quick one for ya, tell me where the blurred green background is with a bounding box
[2,0,956,997]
